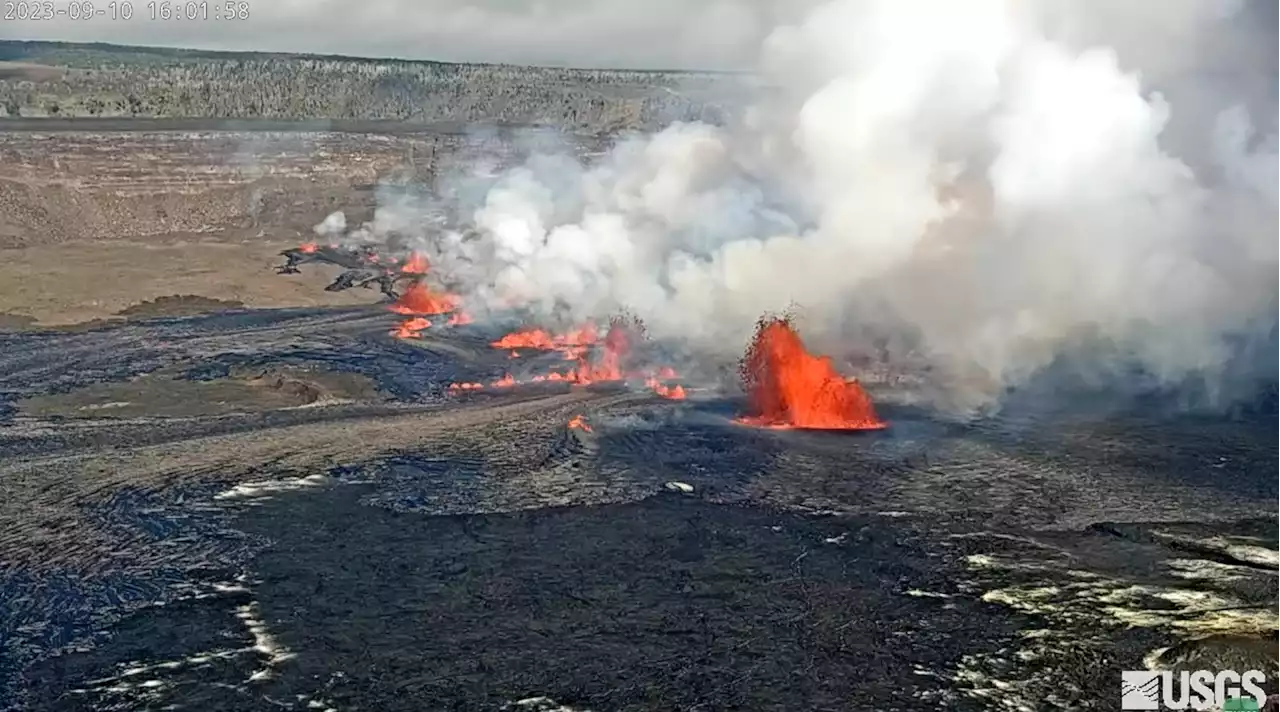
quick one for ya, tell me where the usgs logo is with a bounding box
[1121,670,1268,710]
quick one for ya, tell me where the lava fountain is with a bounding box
[737,317,886,431]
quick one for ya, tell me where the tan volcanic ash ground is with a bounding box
[0,127,448,326]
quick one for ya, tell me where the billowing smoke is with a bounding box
[314,210,347,239]
[326,0,1278,414]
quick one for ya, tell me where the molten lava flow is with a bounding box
[456,314,690,398]
[646,378,687,400]
[400,252,429,275]
[492,328,554,350]
[738,317,885,431]
[391,317,431,339]
[447,381,484,393]
[558,346,587,360]
[490,324,598,353]
[564,318,634,384]
[447,311,474,326]
[560,324,599,347]
[391,282,461,316]
[567,415,592,432]
[299,242,318,253]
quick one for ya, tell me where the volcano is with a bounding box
[738,317,886,431]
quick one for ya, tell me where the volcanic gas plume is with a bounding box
[738,317,885,431]
[307,0,1275,415]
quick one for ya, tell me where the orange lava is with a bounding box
[447,311,474,326]
[391,317,432,338]
[490,324,598,352]
[390,282,461,316]
[560,317,636,384]
[299,242,318,254]
[557,346,588,360]
[567,414,593,432]
[647,378,687,400]
[737,317,885,431]
[400,252,429,275]
[455,315,690,399]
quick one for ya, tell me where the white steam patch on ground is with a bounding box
[67,575,338,710]
[314,210,348,239]
[215,473,332,503]
[505,697,596,712]
[318,0,1276,413]
[236,598,296,682]
[954,542,1279,710]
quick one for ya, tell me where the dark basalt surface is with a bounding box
[0,304,1275,711]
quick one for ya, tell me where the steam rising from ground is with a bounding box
[327,0,1278,413]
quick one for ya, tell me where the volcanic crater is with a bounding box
[0,125,1275,712]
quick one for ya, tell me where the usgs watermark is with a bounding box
[1121,670,1268,710]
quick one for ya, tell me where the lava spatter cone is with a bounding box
[737,317,886,431]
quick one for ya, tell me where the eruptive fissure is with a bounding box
[446,315,686,400]
[275,237,697,404]
[385,252,470,337]
[491,324,599,360]
[390,282,461,319]
[737,317,885,431]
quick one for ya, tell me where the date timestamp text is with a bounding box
[2,1,249,20]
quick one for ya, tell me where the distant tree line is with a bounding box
[0,41,736,131]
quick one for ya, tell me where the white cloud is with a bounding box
[0,0,820,69]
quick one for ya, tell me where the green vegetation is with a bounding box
[0,40,734,131]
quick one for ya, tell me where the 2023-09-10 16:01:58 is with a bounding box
[148,1,249,20]
[0,0,247,19]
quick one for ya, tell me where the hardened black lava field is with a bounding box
[0,299,1275,711]
[2,44,1280,706]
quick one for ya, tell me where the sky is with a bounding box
[0,0,823,70]
[1,0,1273,72]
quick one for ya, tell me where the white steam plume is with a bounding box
[314,211,347,239]
[328,0,1279,412]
